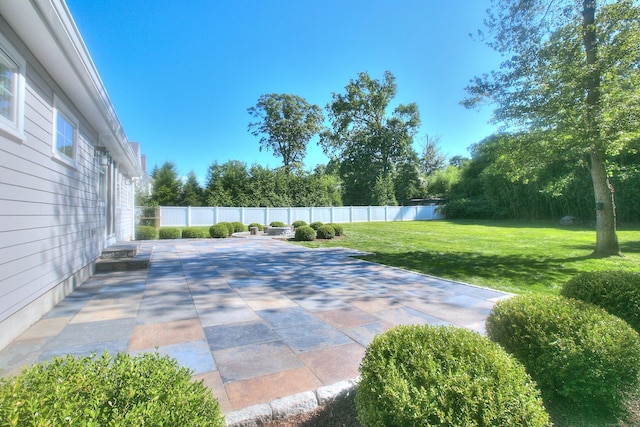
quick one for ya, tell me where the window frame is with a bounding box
[52,94,79,167]
[0,31,26,142]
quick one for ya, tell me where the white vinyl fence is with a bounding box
[147,205,443,228]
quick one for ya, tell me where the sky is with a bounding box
[65,0,503,184]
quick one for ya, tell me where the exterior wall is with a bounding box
[0,15,138,350]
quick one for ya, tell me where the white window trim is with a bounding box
[52,94,79,167]
[0,31,26,143]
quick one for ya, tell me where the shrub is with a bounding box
[136,225,157,240]
[231,221,247,233]
[209,224,229,238]
[309,221,323,230]
[181,227,205,238]
[0,352,225,427]
[486,294,640,420]
[294,225,316,241]
[292,220,307,228]
[248,222,263,231]
[561,271,640,332]
[269,221,286,227]
[326,223,344,236]
[316,224,335,239]
[159,227,181,239]
[356,325,550,427]
[217,222,234,235]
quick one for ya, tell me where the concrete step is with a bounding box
[96,243,151,272]
[100,243,139,259]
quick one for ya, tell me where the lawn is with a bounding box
[294,220,640,295]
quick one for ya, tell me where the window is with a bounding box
[52,95,78,165]
[0,32,25,141]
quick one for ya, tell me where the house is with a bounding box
[0,1,143,350]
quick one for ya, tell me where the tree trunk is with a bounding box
[583,0,621,257]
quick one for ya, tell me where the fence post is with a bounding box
[310,206,314,223]
[349,206,353,223]
[288,207,292,225]
[214,206,218,225]
[186,206,191,227]
[241,207,245,225]
[330,206,334,223]
[265,206,269,226]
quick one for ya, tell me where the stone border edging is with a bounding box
[225,378,359,427]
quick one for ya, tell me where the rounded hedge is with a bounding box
[0,352,224,426]
[136,225,157,240]
[216,222,234,236]
[181,227,206,238]
[248,222,263,231]
[316,224,335,239]
[231,221,246,233]
[294,225,316,241]
[326,223,344,236]
[209,224,229,238]
[486,294,640,419]
[269,221,286,227]
[309,221,323,230]
[561,270,640,333]
[356,325,550,427]
[292,220,307,228]
[159,227,181,239]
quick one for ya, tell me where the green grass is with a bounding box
[294,220,640,295]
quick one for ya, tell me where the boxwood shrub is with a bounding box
[356,325,550,427]
[0,352,224,426]
[136,225,157,240]
[209,224,229,238]
[217,222,234,235]
[159,227,181,239]
[316,224,335,239]
[248,222,263,231]
[231,221,246,233]
[561,270,640,332]
[326,223,344,236]
[309,221,323,230]
[269,221,286,227]
[292,220,307,228]
[486,294,640,420]
[294,225,316,241]
[181,227,206,238]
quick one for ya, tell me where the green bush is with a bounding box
[292,220,307,228]
[356,325,550,427]
[486,294,640,420]
[181,227,206,238]
[326,223,344,236]
[294,225,316,242]
[561,271,640,332]
[217,222,234,235]
[136,225,157,240]
[159,227,181,239]
[0,352,224,427]
[316,224,335,239]
[231,221,247,233]
[441,196,505,219]
[248,222,263,231]
[209,224,229,238]
[309,221,323,230]
[269,221,286,227]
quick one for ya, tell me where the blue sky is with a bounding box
[66,0,502,183]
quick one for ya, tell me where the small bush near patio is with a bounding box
[0,352,225,427]
[292,220,307,228]
[316,224,335,239]
[561,271,640,332]
[231,221,246,232]
[209,224,229,238]
[217,222,234,235]
[356,325,550,427]
[182,227,206,238]
[295,225,316,241]
[326,223,343,236]
[248,222,263,231]
[270,221,286,227]
[136,225,157,240]
[309,221,323,230]
[486,294,640,422]
[159,227,181,239]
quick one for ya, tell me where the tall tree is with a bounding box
[420,134,447,175]
[248,93,324,170]
[150,161,182,206]
[464,0,640,257]
[180,171,204,206]
[321,71,421,205]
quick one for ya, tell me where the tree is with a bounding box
[464,0,640,256]
[180,171,204,206]
[248,93,324,170]
[321,71,421,205]
[420,134,447,175]
[150,161,182,206]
